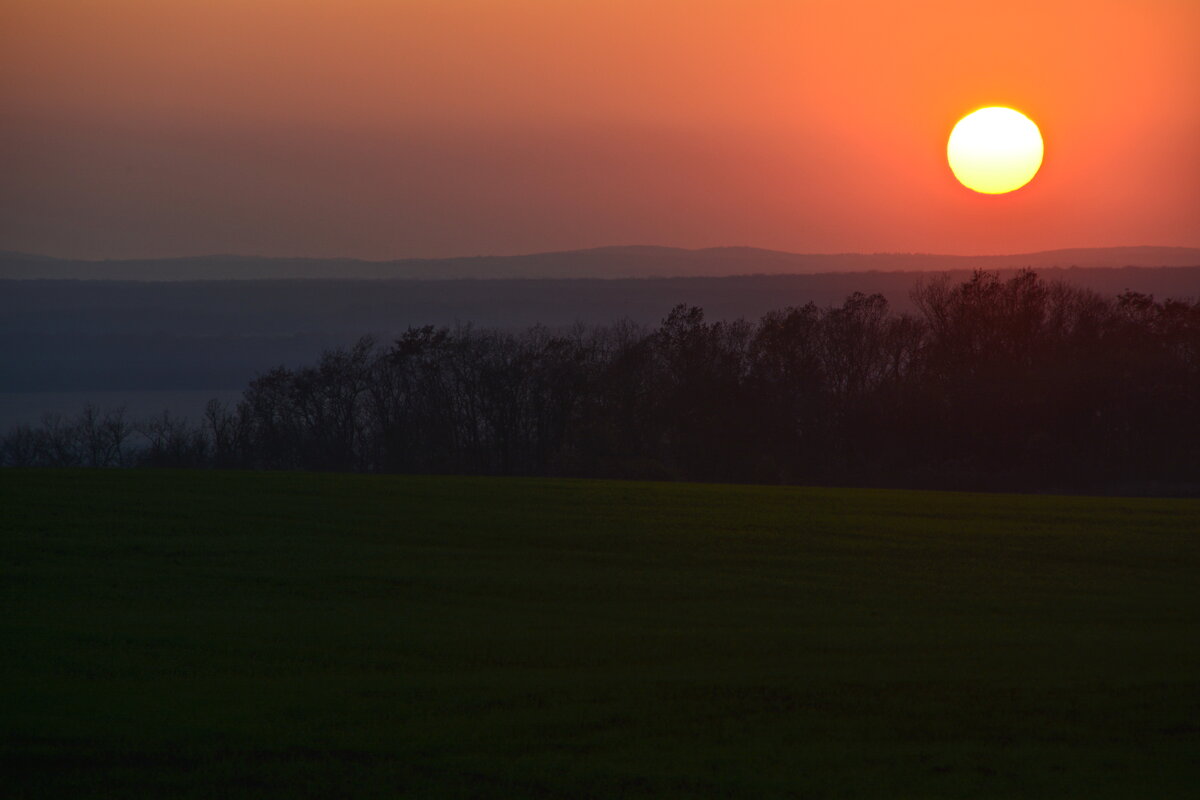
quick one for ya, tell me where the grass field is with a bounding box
[3,469,1199,798]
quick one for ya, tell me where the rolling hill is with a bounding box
[3,245,1198,281]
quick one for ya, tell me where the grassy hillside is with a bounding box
[3,470,1198,798]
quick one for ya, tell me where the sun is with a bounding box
[947,107,1043,194]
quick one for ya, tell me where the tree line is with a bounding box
[4,270,1198,493]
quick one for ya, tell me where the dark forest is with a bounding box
[5,270,1198,493]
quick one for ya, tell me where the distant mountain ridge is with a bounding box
[2,245,1198,281]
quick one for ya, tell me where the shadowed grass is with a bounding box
[2,469,1198,797]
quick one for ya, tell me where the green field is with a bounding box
[3,470,1199,798]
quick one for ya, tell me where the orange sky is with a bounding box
[2,0,1197,260]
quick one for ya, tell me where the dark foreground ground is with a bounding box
[2,470,1198,798]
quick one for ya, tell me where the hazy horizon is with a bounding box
[7,242,1200,264]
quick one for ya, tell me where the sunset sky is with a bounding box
[2,0,1197,260]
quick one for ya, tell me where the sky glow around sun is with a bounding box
[0,0,1197,258]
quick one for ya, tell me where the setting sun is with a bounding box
[947,107,1044,194]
